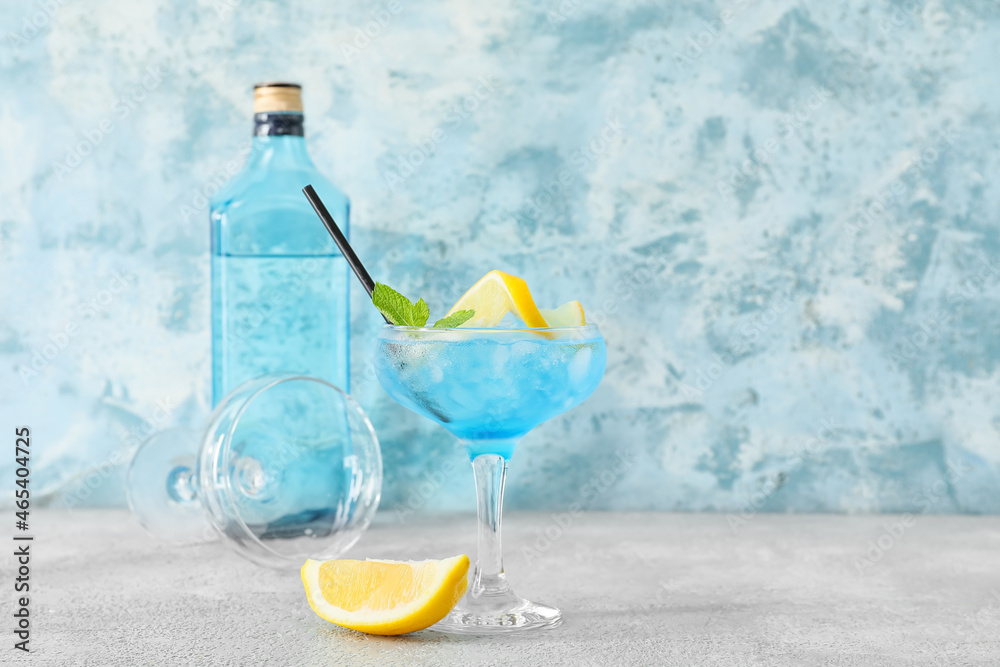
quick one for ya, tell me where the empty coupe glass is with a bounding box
[126,374,382,569]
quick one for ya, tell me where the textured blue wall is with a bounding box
[1,1,999,514]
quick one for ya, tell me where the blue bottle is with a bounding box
[210,82,350,405]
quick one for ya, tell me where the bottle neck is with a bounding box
[255,111,304,137]
[248,112,313,170]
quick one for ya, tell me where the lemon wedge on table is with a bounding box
[445,270,549,328]
[301,555,469,636]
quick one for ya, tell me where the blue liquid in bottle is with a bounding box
[210,84,350,405]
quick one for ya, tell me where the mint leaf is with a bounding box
[412,298,430,327]
[372,282,431,326]
[433,310,475,328]
[372,282,474,328]
[372,283,409,325]
[372,283,415,325]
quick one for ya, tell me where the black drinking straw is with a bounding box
[303,185,391,324]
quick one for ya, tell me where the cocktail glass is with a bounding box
[126,374,382,568]
[374,324,606,633]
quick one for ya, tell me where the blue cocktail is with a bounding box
[374,324,606,633]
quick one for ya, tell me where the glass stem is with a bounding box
[469,452,518,604]
[166,465,199,504]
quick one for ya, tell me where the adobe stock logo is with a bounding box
[17,271,136,385]
[843,127,957,239]
[520,451,633,564]
[5,0,69,53]
[178,138,252,223]
[680,290,793,398]
[506,115,623,228]
[51,65,167,180]
[383,76,501,192]
[546,0,582,26]
[673,0,759,70]
[716,86,834,200]
[340,0,404,63]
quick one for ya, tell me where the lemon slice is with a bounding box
[445,270,548,327]
[539,300,586,327]
[301,555,469,636]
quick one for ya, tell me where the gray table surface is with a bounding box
[3,509,999,666]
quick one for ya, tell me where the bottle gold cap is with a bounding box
[253,82,303,113]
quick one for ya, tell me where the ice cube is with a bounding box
[429,365,445,383]
[567,346,593,385]
[491,344,512,374]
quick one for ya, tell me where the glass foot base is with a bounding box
[431,598,562,635]
[126,428,216,545]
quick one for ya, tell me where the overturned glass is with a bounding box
[126,374,382,569]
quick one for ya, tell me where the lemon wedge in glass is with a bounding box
[301,555,469,636]
[445,270,548,327]
[539,300,586,327]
